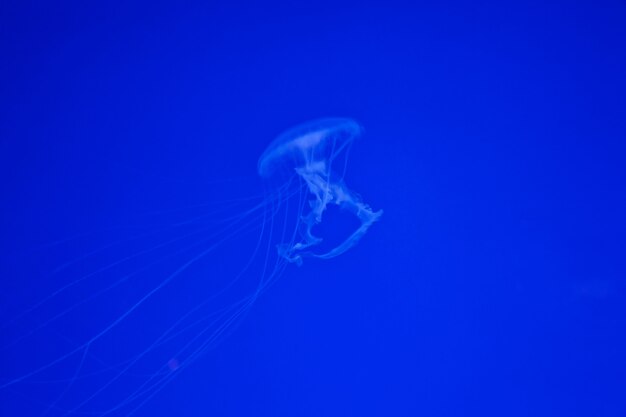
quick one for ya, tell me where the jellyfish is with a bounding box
[0,118,382,416]
[258,118,383,265]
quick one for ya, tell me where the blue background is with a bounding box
[1,1,626,416]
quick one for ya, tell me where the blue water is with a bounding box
[1,2,625,416]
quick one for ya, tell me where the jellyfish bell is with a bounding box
[258,118,362,178]
[258,118,383,265]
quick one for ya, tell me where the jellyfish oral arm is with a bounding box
[311,198,383,260]
[279,167,383,264]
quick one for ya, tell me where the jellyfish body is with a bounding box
[258,118,383,265]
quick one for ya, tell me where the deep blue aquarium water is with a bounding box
[1,1,625,416]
